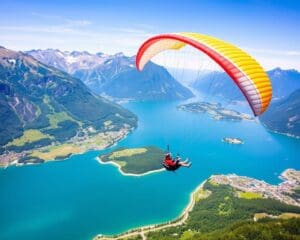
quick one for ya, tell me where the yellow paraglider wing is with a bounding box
[136,32,272,116]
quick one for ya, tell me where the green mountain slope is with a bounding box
[144,182,300,240]
[259,89,300,137]
[0,47,137,154]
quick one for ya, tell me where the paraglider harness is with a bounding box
[163,145,181,171]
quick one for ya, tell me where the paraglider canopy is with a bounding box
[136,32,272,116]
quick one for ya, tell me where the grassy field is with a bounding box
[43,94,80,129]
[218,196,233,216]
[195,189,211,202]
[108,148,148,159]
[30,144,82,161]
[81,133,113,149]
[238,191,263,199]
[6,129,52,147]
[254,212,300,221]
[47,111,77,129]
[280,212,300,219]
[209,178,219,186]
[100,146,165,174]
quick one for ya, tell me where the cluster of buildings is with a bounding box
[211,169,300,206]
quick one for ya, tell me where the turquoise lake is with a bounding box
[1,100,300,240]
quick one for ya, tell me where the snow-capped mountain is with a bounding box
[26,49,194,100]
[26,49,111,72]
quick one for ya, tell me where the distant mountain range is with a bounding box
[192,71,243,101]
[192,68,300,101]
[27,49,194,100]
[4,45,299,142]
[191,68,300,137]
[0,47,137,152]
[259,89,300,138]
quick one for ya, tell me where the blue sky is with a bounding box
[1,0,300,70]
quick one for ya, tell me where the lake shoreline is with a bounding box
[96,156,165,177]
[0,127,133,169]
[94,180,207,239]
[260,121,300,139]
[94,168,300,239]
[1,100,300,240]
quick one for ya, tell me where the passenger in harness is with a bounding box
[163,152,192,171]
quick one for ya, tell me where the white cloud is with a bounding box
[115,27,149,34]
[0,25,76,34]
[244,47,300,70]
[1,12,153,54]
[1,16,299,71]
[31,12,92,27]
[65,19,92,27]
[0,23,153,56]
[244,47,300,57]
[254,55,300,71]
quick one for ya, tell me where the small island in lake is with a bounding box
[222,137,244,144]
[98,146,165,175]
[178,101,254,121]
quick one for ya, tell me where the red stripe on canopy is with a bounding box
[136,34,258,115]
